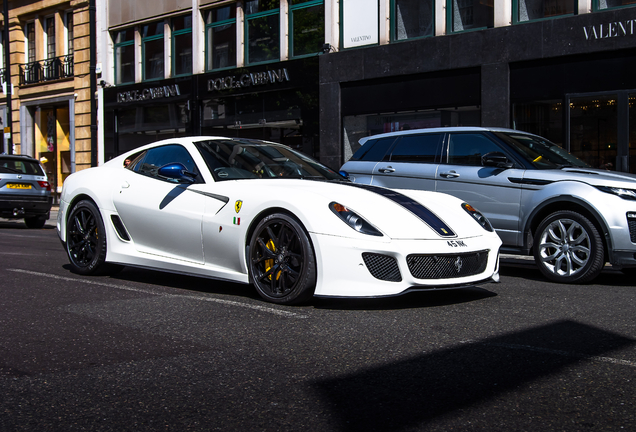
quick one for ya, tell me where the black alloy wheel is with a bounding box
[533,210,604,283]
[248,213,316,305]
[66,200,112,275]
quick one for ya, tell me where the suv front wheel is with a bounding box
[533,210,604,283]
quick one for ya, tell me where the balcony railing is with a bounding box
[20,55,74,85]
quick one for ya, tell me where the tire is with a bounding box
[248,213,316,305]
[66,200,113,275]
[24,216,46,229]
[533,210,604,283]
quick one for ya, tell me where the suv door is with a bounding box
[371,133,443,191]
[341,137,398,185]
[435,132,524,246]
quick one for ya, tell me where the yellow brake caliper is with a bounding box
[264,239,281,281]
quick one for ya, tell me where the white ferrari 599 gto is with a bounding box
[57,137,501,304]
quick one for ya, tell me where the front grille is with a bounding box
[628,217,636,243]
[407,250,489,279]
[362,253,402,282]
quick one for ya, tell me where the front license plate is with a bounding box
[7,183,32,189]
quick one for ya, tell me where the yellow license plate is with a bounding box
[7,183,32,189]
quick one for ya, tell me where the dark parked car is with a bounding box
[341,127,636,284]
[0,154,52,228]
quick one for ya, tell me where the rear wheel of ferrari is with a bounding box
[66,200,113,275]
[248,213,316,305]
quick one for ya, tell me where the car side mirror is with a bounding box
[482,152,513,169]
[158,163,198,184]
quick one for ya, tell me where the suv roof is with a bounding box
[359,126,534,145]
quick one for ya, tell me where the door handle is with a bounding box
[439,171,460,178]
[121,181,130,189]
[378,166,395,173]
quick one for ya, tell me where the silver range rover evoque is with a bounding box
[340,126,636,284]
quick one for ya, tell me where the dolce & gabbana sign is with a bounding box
[207,68,290,92]
[117,84,181,103]
[584,19,635,40]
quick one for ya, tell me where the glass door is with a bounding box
[568,94,618,170]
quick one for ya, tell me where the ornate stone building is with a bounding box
[1,0,94,197]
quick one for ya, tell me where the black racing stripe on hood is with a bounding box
[345,183,456,237]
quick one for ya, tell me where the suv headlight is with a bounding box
[462,203,494,232]
[597,186,636,200]
[329,202,383,236]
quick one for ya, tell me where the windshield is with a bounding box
[194,139,346,181]
[0,158,45,175]
[494,132,590,169]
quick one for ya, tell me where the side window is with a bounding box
[351,137,397,161]
[389,134,442,163]
[446,133,502,166]
[132,144,201,183]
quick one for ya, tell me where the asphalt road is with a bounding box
[1,215,635,431]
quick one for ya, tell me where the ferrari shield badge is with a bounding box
[235,200,243,213]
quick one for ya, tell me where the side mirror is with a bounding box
[158,163,198,184]
[482,152,513,169]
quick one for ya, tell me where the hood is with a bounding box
[231,179,488,240]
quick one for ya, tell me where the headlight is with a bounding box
[597,186,636,200]
[329,202,383,236]
[462,203,494,232]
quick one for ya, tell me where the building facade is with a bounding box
[320,0,636,172]
[1,0,94,197]
[97,0,328,164]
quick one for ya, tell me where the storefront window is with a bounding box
[449,0,493,32]
[290,0,324,57]
[35,107,71,196]
[512,100,564,146]
[393,0,434,40]
[172,16,192,76]
[142,21,165,80]
[569,95,617,170]
[115,103,190,155]
[114,29,135,84]
[343,108,480,160]
[245,0,280,64]
[515,0,575,22]
[594,0,636,10]
[205,5,237,70]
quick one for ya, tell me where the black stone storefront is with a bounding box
[103,57,319,162]
[319,7,636,172]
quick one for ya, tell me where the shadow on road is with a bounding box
[312,287,497,311]
[311,320,635,431]
[499,260,636,287]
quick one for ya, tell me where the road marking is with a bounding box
[461,340,636,367]
[8,269,307,319]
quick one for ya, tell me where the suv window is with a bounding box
[351,137,397,161]
[389,133,443,163]
[446,133,503,166]
[131,144,201,183]
[0,158,44,175]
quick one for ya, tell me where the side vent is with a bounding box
[110,215,131,241]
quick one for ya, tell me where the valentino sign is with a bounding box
[584,19,635,40]
[117,84,181,103]
[207,68,290,92]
